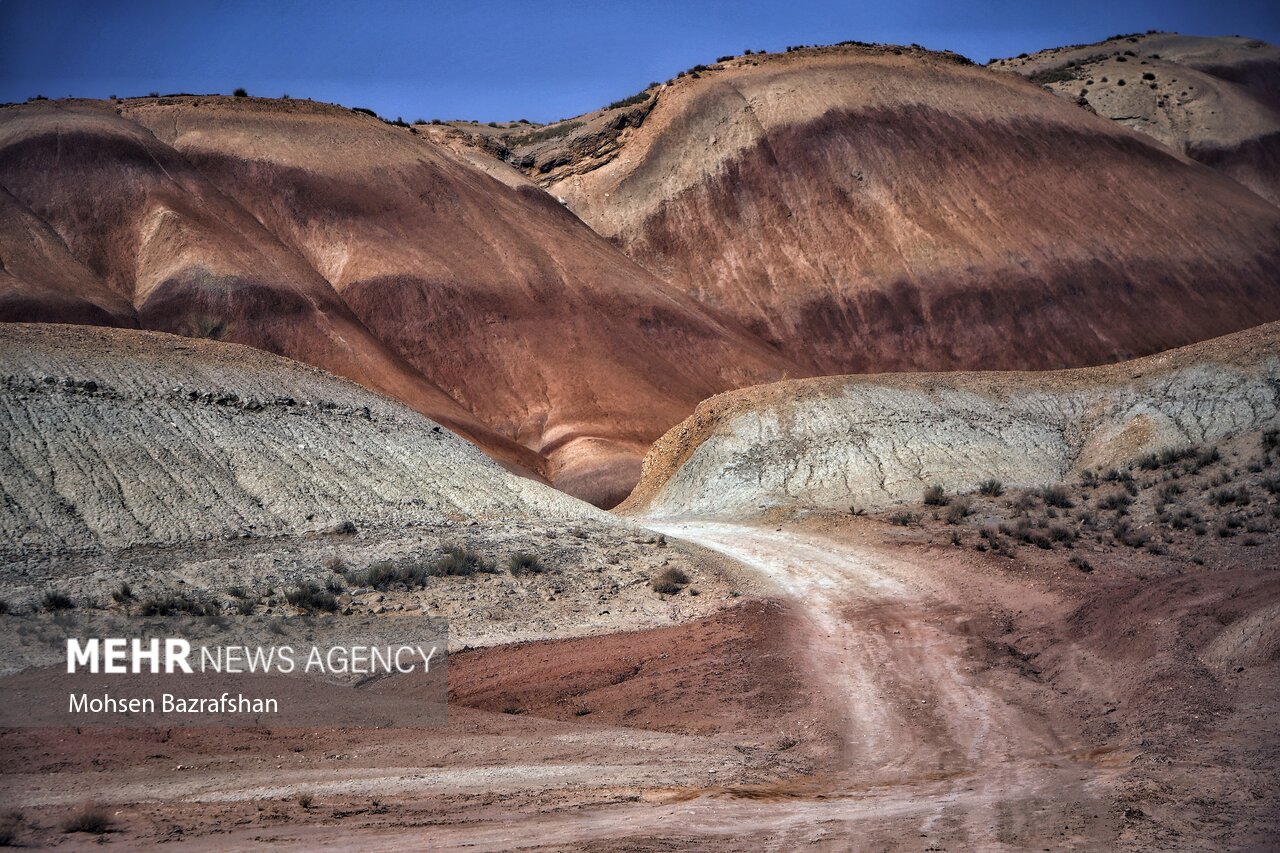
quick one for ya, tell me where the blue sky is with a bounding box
[2,1,1277,123]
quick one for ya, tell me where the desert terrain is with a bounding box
[2,28,1279,853]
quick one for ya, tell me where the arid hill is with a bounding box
[621,322,1280,519]
[0,101,542,476]
[994,33,1280,204]
[0,324,603,553]
[496,43,1280,378]
[0,98,793,506]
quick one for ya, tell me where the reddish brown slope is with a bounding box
[0,186,134,326]
[520,45,1280,377]
[0,100,539,473]
[0,98,794,505]
[116,97,793,506]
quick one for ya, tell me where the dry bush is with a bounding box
[651,567,690,594]
[61,806,113,834]
[977,479,1004,496]
[508,552,545,576]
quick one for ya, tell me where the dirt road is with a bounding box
[207,522,1118,850]
[10,521,1132,850]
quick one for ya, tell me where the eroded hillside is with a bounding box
[0,324,601,553]
[0,98,795,506]
[622,322,1280,518]
[994,32,1280,204]
[494,43,1280,378]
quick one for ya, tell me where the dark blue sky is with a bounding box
[3,1,1277,123]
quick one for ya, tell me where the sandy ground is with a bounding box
[7,513,1274,849]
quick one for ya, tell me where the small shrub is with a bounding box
[1069,555,1093,573]
[1097,492,1132,512]
[111,582,133,604]
[233,87,248,97]
[235,598,256,616]
[1012,491,1038,511]
[61,806,113,834]
[42,591,74,611]
[203,601,229,629]
[923,485,948,505]
[1209,486,1250,507]
[1113,521,1149,548]
[1040,485,1075,508]
[1263,430,1279,452]
[651,567,689,594]
[140,594,203,617]
[605,91,651,110]
[1194,447,1221,469]
[944,500,972,524]
[298,793,314,810]
[1048,524,1076,543]
[285,582,338,613]
[433,546,495,577]
[849,504,865,516]
[508,552,545,576]
[978,479,1004,497]
[888,511,919,527]
[999,517,1033,543]
[0,600,8,616]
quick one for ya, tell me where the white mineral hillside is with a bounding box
[0,324,605,554]
[621,323,1280,519]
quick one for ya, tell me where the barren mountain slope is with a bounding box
[621,322,1280,518]
[995,33,1280,204]
[0,187,135,327]
[0,98,796,506]
[513,44,1280,377]
[116,96,795,507]
[0,100,541,474]
[0,324,602,553]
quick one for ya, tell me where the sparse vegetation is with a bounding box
[508,552,545,576]
[42,591,74,611]
[61,806,113,834]
[1039,485,1074,508]
[605,90,651,110]
[923,484,947,505]
[651,566,690,594]
[507,120,585,146]
[978,479,1005,497]
[348,546,496,589]
[285,581,339,613]
[140,594,204,617]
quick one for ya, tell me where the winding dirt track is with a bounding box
[231,522,1119,850]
